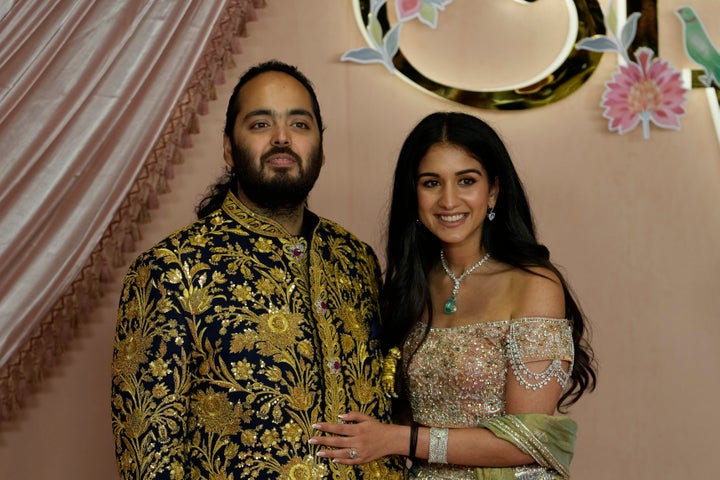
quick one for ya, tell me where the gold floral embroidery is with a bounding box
[254,237,274,253]
[231,283,252,302]
[111,193,404,479]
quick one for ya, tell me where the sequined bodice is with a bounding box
[404,318,573,429]
[405,321,502,427]
[404,318,573,479]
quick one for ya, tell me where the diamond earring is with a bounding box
[487,207,496,221]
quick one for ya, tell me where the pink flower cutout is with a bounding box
[396,0,452,27]
[396,0,421,21]
[601,47,687,139]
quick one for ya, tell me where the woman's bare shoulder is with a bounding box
[507,265,565,319]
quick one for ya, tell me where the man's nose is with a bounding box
[271,126,290,146]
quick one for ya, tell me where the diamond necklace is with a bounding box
[439,249,491,314]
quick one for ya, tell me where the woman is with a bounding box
[310,112,596,479]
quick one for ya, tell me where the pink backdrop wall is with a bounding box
[1,1,718,478]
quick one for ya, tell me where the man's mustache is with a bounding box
[261,146,301,164]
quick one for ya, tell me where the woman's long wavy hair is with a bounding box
[381,112,596,412]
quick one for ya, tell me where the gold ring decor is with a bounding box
[349,0,605,110]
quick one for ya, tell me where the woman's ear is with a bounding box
[489,177,500,207]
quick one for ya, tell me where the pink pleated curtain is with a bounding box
[0,0,265,423]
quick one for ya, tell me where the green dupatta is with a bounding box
[474,414,577,480]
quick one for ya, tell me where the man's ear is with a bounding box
[222,135,233,167]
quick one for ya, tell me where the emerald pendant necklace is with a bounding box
[439,250,491,314]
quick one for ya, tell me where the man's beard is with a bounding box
[229,141,323,212]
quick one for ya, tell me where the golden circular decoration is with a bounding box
[350,0,606,109]
[267,312,289,333]
[289,463,312,480]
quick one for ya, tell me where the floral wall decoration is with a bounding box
[342,1,718,146]
[341,0,606,110]
[576,0,687,139]
[342,0,452,73]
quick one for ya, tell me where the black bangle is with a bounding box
[408,422,419,460]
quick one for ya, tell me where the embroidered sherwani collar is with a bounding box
[221,191,318,240]
[221,192,318,263]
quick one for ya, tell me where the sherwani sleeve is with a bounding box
[111,253,192,480]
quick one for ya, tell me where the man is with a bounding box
[111,60,403,479]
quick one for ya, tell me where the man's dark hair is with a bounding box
[224,59,324,141]
[196,60,323,218]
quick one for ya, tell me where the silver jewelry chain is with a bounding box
[440,250,491,298]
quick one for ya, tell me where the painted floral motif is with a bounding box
[576,0,687,139]
[602,47,686,138]
[341,0,453,72]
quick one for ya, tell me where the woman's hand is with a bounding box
[309,411,403,464]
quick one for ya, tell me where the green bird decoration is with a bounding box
[676,6,720,89]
